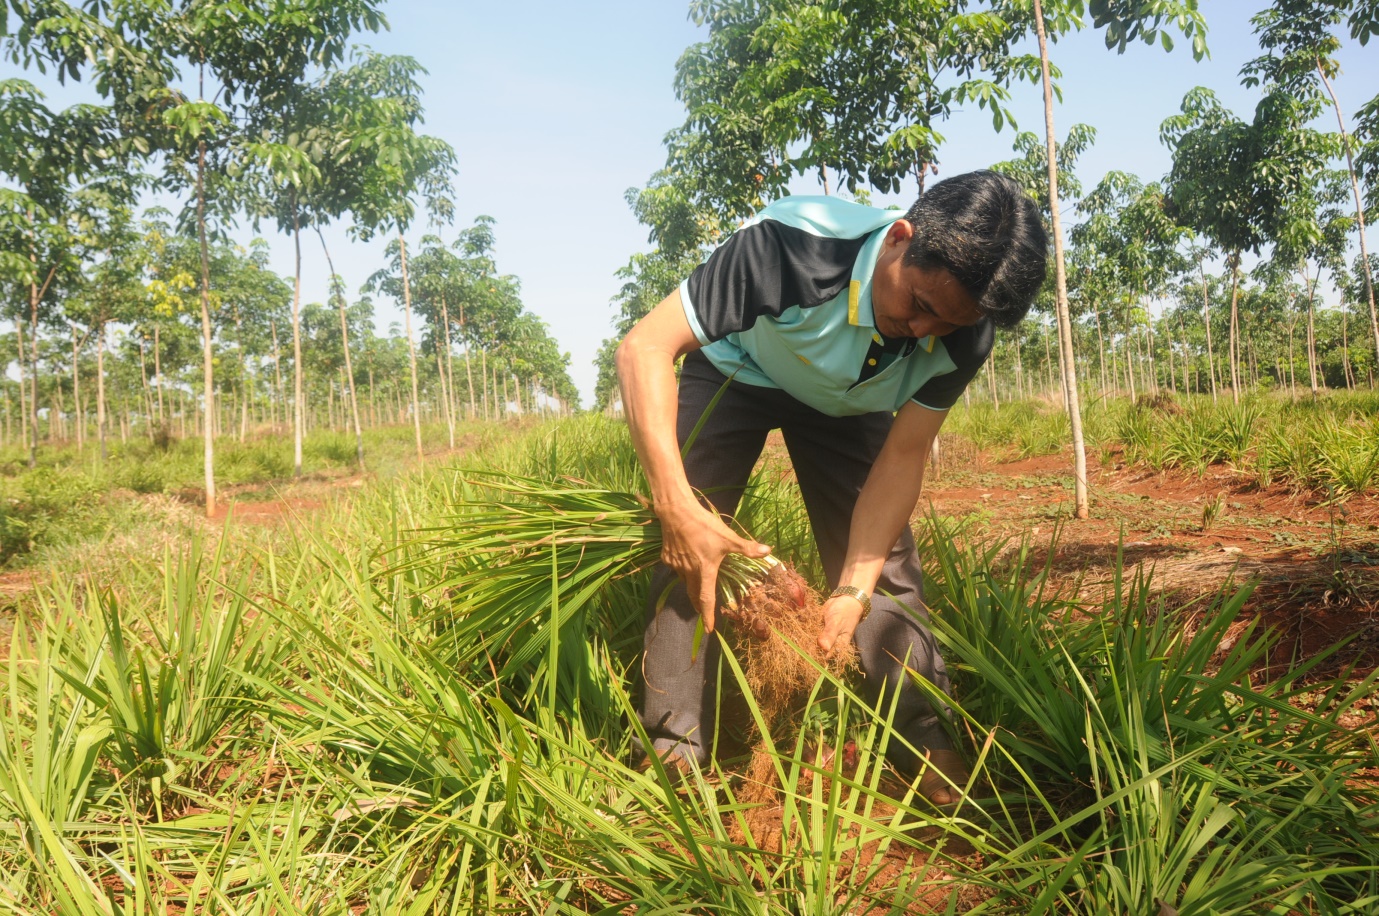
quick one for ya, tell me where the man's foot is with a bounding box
[915,749,969,809]
[632,746,700,779]
[801,740,859,772]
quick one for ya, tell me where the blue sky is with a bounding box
[14,2,1379,404]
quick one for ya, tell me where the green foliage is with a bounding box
[0,416,1373,911]
[949,390,1379,499]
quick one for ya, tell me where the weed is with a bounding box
[1201,492,1224,531]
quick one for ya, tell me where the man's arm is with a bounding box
[817,400,946,655]
[615,289,770,634]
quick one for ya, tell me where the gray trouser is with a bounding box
[637,352,952,774]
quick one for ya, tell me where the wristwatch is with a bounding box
[829,585,872,620]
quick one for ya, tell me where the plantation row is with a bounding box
[1,416,1373,913]
[0,422,507,567]
[944,389,1379,499]
[2,3,581,519]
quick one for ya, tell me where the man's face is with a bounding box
[871,219,982,340]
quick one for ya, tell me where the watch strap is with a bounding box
[829,585,872,620]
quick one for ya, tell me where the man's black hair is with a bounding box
[903,170,1048,329]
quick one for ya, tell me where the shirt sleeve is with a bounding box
[910,319,995,411]
[681,219,861,344]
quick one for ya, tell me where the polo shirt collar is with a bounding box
[846,221,938,354]
[846,223,891,329]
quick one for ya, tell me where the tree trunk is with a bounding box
[97,322,108,462]
[460,303,477,419]
[138,335,154,439]
[398,232,425,462]
[1307,282,1318,397]
[481,347,490,420]
[1145,314,1158,393]
[1125,319,1138,402]
[271,319,284,431]
[1287,314,1298,403]
[987,350,1000,410]
[154,324,164,425]
[442,298,458,428]
[71,325,84,453]
[434,342,453,446]
[1226,253,1241,403]
[197,136,216,516]
[435,309,455,446]
[1318,62,1379,387]
[1093,309,1108,395]
[1343,310,1354,389]
[1033,0,1088,518]
[1164,322,1176,394]
[291,203,305,476]
[1199,263,1218,403]
[27,273,39,467]
[14,323,26,456]
[317,229,365,468]
[1042,326,1054,397]
[1178,320,1190,394]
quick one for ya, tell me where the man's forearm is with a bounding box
[614,297,699,512]
[838,445,929,595]
[815,425,934,656]
[836,403,944,597]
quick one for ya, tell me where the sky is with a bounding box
[11,2,1379,405]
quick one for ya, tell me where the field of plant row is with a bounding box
[0,416,1373,914]
[0,422,518,568]
[944,390,1379,499]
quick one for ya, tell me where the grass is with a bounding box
[0,421,513,567]
[0,414,1374,913]
[945,389,1379,498]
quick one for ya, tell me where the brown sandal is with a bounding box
[916,749,969,808]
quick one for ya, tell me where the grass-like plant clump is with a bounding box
[0,422,511,566]
[945,390,1379,498]
[0,415,1373,913]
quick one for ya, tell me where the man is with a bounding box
[615,170,1048,804]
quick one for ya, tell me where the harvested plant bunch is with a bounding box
[721,558,856,728]
[416,472,850,718]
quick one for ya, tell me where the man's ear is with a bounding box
[886,219,915,247]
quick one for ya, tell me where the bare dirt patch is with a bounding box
[921,446,1379,675]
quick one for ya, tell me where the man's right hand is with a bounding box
[656,498,771,634]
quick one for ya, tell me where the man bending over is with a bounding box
[615,170,1048,804]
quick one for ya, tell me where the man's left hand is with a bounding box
[817,593,866,657]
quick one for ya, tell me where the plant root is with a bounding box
[721,561,856,731]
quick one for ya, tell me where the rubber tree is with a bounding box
[606,0,1038,410]
[238,23,389,472]
[338,52,456,463]
[1267,168,1352,398]
[29,0,388,511]
[0,78,121,466]
[1246,0,1379,384]
[65,197,147,462]
[237,139,320,474]
[451,216,500,420]
[1073,172,1191,395]
[1164,88,1336,404]
[404,234,467,447]
[1007,0,1208,519]
[673,0,1034,214]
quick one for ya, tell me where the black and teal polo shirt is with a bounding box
[679,195,993,417]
